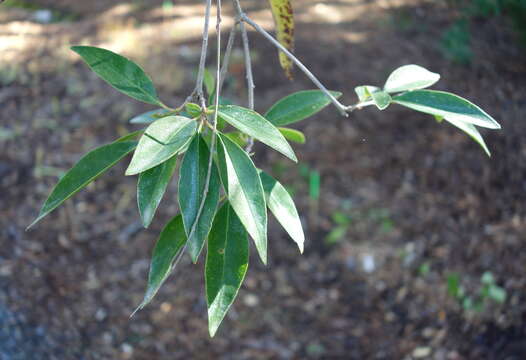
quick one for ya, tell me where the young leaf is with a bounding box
[218,105,297,162]
[179,135,220,263]
[185,103,202,118]
[384,64,440,93]
[393,90,501,129]
[260,171,304,253]
[126,116,196,175]
[71,46,163,106]
[371,91,392,110]
[268,0,295,79]
[278,127,306,144]
[443,116,491,156]
[217,133,268,264]
[354,86,380,102]
[28,140,137,229]
[206,202,249,337]
[129,109,171,124]
[203,68,216,95]
[135,215,187,312]
[137,156,178,228]
[265,90,343,126]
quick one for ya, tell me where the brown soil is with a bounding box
[1,0,525,359]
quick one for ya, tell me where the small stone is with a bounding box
[243,293,259,307]
[412,347,432,358]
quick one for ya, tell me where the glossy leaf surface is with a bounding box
[71,46,162,106]
[136,215,187,311]
[179,135,220,263]
[265,90,342,126]
[29,140,137,228]
[393,90,500,129]
[218,105,297,162]
[206,202,249,337]
[384,64,440,93]
[126,116,196,175]
[217,133,268,264]
[260,171,304,253]
[137,156,178,228]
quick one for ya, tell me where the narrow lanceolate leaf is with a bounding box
[384,64,440,93]
[126,116,196,175]
[218,105,297,162]
[206,202,249,337]
[28,140,137,229]
[129,109,171,124]
[371,91,392,110]
[443,117,491,156]
[179,135,220,263]
[260,171,304,253]
[137,156,178,228]
[393,90,501,129]
[265,90,343,126]
[71,46,163,106]
[135,215,187,312]
[278,127,306,144]
[217,133,268,264]
[268,0,295,79]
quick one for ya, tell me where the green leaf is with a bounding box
[488,285,507,303]
[218,105,297,162]
[129,109,171,124]
[393,90,501,129]
[179,135,221,263]
[137,156,178,228]
[185,103,202,118]
[217,133,268,264]
[224,132,249,148]
[135,215,187,312]
[265,90,343,126]
[203,68,216,95]
[354,85,380,102]
[383,64,440,93]
[444,117,491,156]
[278,127,305,144]
[260,171,305,253]
[28,140,137,229]
[116,129,144,142]
[125,116,196,175]
[371,91,392,110]
[71,46,162,106]
[205,202,249,337]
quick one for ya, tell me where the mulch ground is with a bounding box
[1,0,526,359]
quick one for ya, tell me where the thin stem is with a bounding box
[218,21,238,92]
[195,0,212,108]
[240,13,349,116]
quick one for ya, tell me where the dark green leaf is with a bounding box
[260,171,304,253]
[28,140,137,229]
[135,215,187,312]
[179,135,220,263]
[137,156,178,228]
[265,90,343,126]
[205,202,249,337]
[278,127,305,144]
[218,105,297,162]
[383,64,440,93]
[217,133,268,264]
[126,116,196,175]
[129,109,171,124]
[393,90,501,129]
[71,46,162,106]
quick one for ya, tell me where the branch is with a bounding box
[240,13,349,116]
[194,0,213,108]
[218,21,238,92]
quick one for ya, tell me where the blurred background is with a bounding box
[1,0,525,359]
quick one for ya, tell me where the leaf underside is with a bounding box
[268,0,295,79]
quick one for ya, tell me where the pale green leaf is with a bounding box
[354,85,380,102]
[278,127,305,144]
[443,116,491,156]
[384,64,440,93]
[217,133,268,264]
[371,91,392,110]
[126,116,196,175]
